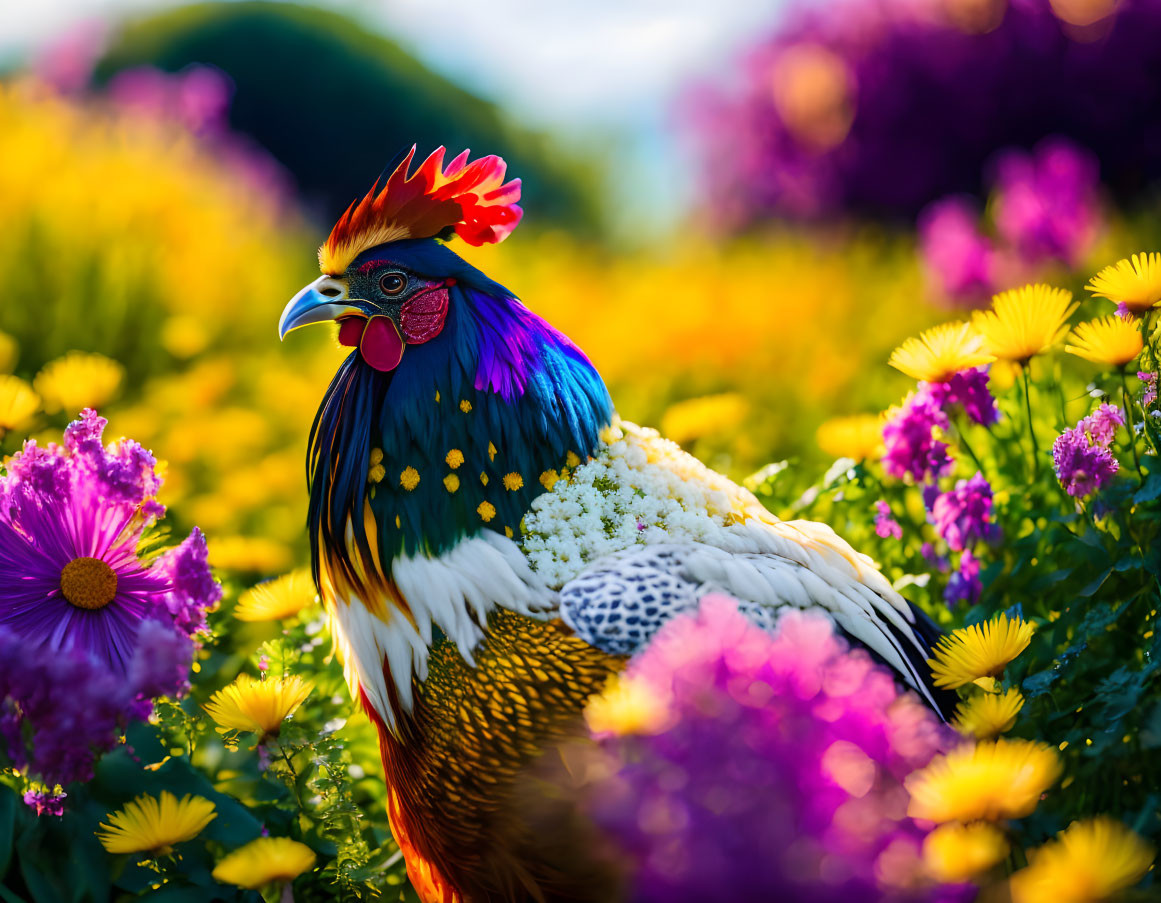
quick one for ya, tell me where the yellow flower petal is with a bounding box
[1087,252,1161,313]
[906,737,1061,823]
[660,392,749,444]
[973,284,1077,363]
[34,351,124,413]
[234,569,316,622]
[1065,316,1144,367]
[213,836,317,889]
[204,673,312,736]
[928,613,1035,689]
[0,374,39,431]
[954,687,1025,739]
[96,791,216,856]
[888,321,994,383]
[815,414,883,461]
[923,821,1009,883]
[1010,817,1154,903]
[584,674,671,736]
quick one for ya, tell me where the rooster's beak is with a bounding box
[278,276,358,339]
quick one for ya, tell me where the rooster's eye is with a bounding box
[379,272,406,296]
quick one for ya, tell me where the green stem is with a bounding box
[956,418,986,478]
[1022,364,1040,479]
[1119,367,1143,477]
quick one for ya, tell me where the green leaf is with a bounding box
[1023,668,1061,698]
[0,783,16,880]
[1134,473,1161,504]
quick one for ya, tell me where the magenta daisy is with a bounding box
[0,410,220,795]
[0,410,216,670]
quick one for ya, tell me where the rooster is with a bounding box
[279,147,950,903]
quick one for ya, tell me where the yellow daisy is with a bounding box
[906,737,1061,823]
[204,673,312,738]
[1065,316,1144,367]
[973,284,1077,364]
[1009,817,1154,903]
[888,321,994,383]
[922,821,1009,883]
[0,375,40,431]
[96,791,216,857]
[584,674,671,736]
[212,836,317,889]
[659,393,749,445]
[928,613,1035,689]
[815,414,883,462]
[954,687,1025,739]
[34,350,124,413]
[234,569,316,622]
[1087,252,1161,314]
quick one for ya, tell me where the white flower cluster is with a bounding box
[521,422,738,588]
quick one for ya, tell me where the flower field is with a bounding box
[3,1,1161,900]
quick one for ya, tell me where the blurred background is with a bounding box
[2,0,1160,575]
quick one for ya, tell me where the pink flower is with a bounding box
[874,500,903,539]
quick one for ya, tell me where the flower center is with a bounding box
[59,556,118,611]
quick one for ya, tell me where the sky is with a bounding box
[0,0,785,228]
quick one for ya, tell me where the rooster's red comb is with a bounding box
[318,146,522,274]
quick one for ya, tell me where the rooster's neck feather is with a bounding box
[307,282,612,595]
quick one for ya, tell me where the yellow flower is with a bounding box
[212,836,317,889]
[1065,316,1144,367]
[1009,817,1154,903]
[954,687,1025,739]
[659,393,749,444]
[502,472,524,491]
[399,466,420,491]
[1087,252,1161,314]
[922,821,1009,883]
[0,375,39,430]
[477,501,496,522]
[96,791,216,856]
[443,474,460,493]
[34,351,124,413]
[204,673,312,737]
[815,414,883,461]
[234,569,316,622]
[973,284,1077,363]
[906,738,1061,823]
[888,321,994,383]
[928,613,1035,689]
[539,470,560,491]
[584,674,670,736]
[208,536,292,574]
[445,449,464,469]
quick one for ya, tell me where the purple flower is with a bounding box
[0,411,219,792]
[1080,403,1125,447]
[882,390,953,483]
[585,597,961,903]
[1140,371,1157,408]
[22,789,66,817]
[926,367,999,427]
[991,139,1101,269]
[685,0,1149,225]
[1053,409,1121,499]
[930,473,1000,552]
[918,198,995,306]
[921,542,950,573]
[873,500,903,540]
[944,550,982,607]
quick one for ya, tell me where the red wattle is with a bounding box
[337,317,365,347]
[360,316,405,371]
